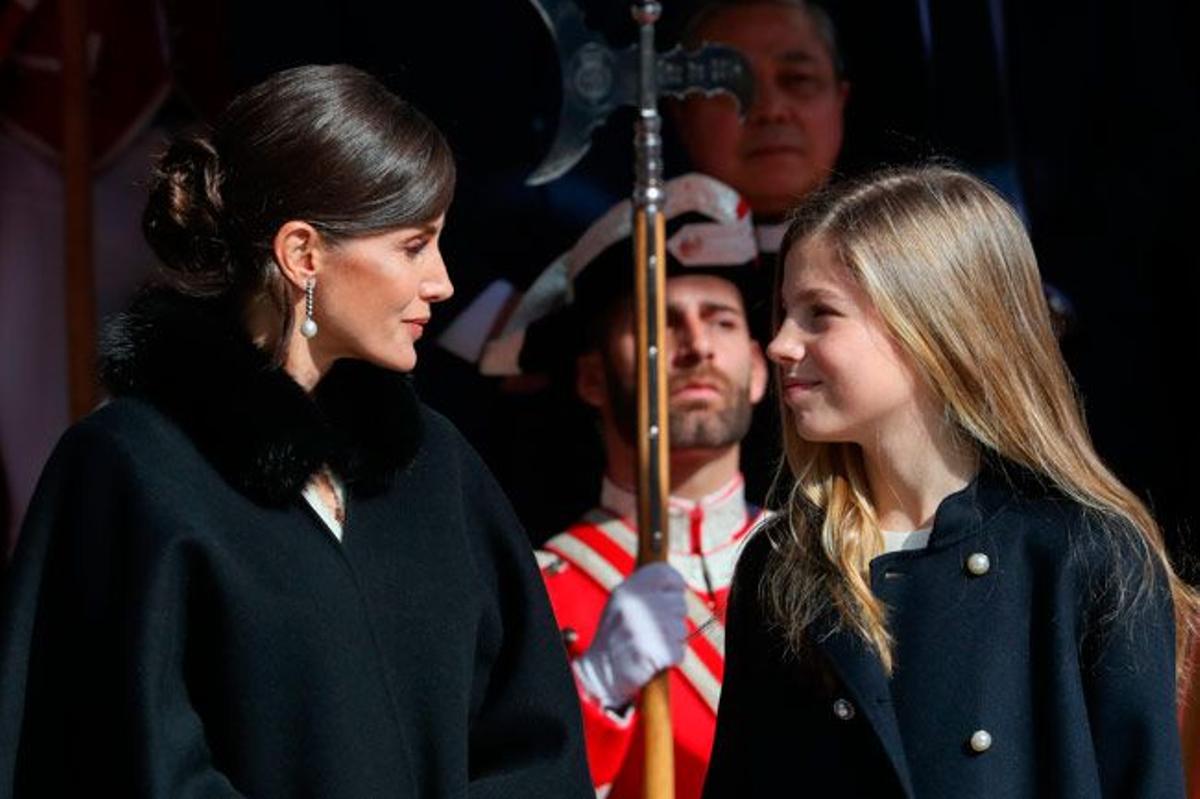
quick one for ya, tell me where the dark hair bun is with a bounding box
[142,133,234,294]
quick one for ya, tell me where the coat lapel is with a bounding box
[814,617,916,798]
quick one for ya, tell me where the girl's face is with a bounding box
[311,215,453,373]
[767,237,927,445]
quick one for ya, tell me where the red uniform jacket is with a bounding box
[1183,641,1200,798]
[538,476,765,799]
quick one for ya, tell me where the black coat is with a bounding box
[0,290,593,799]
[703,461,1184,798]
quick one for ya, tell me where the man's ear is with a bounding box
[749,340,769,405]
[272,221,322,290]
[575,351,608,409]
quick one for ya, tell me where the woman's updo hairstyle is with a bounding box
[143,64,456,346]
[144,133,231,291]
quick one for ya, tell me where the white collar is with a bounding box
[880,527,932,554]
[599,474,752,555]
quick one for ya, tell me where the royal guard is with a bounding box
[473,173,771,799]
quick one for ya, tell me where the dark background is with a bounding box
[50,1,1200,565]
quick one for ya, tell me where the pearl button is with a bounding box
[832,698,855,721]
[966,552,991,576]
[970,729,993,752]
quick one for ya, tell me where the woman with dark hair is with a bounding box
[0,65,592,799]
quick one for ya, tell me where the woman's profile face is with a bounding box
[767,236,926,445]
[309,215,452,373]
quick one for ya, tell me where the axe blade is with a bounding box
[526,0,756,185]
[527,42,637,186]
[658,43,755,115]
[526,0,634,186]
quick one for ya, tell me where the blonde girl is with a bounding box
[703,166,1194,798]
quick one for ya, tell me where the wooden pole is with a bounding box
[60,0,97,419]
[634,206,673,799]
[631,2,673,798]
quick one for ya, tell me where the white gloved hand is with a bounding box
[573,561,688,711]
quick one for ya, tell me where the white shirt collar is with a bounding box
[880,527,932,554]
[599,474,752,555]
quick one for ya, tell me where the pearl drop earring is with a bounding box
[300,278,319,338]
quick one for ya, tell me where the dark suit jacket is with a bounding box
[704,461,1183,798]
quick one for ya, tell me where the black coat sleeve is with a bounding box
[0,420,244,798]
[1075,516,1185,798]
[443,419,593,799]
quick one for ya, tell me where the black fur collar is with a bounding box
[99,288,422,505]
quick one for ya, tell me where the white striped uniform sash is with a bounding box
[545,509,764,715]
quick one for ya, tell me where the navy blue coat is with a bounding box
[703,462,1184,798]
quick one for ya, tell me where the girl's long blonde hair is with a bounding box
[764,165,1196,679]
